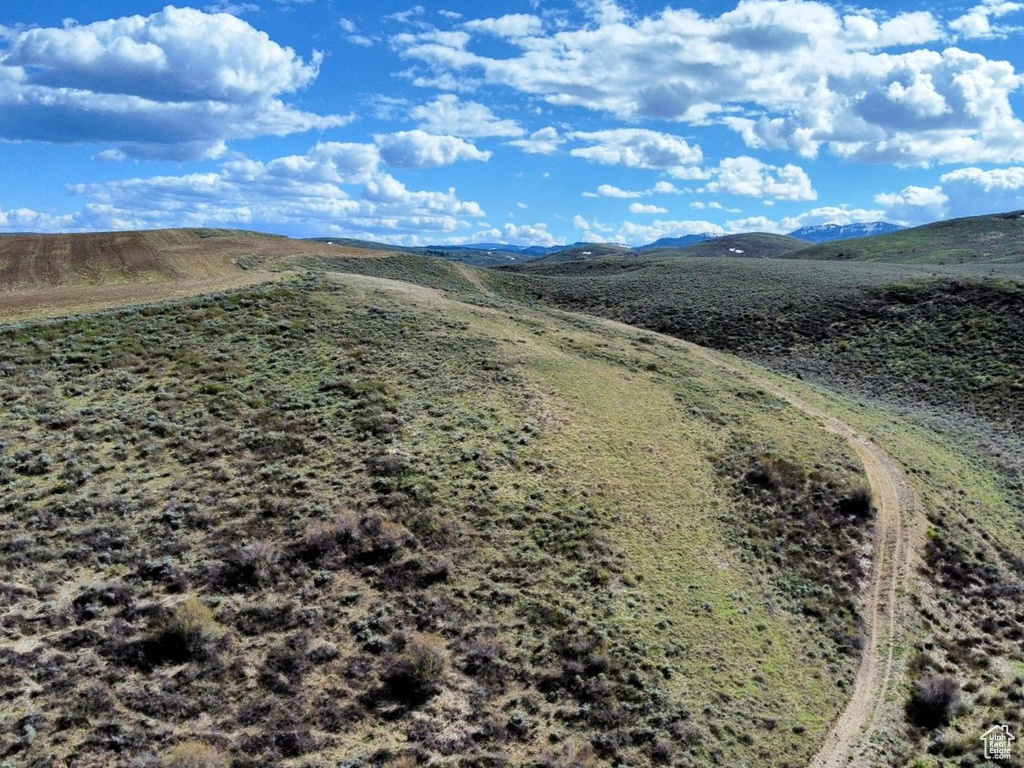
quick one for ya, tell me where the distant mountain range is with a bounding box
[424,222,905,260]
[427,241,582,257]
[306,221,908,267]
[786,222,905,243]
[636,234,716,250]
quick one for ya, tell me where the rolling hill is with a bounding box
[783,210,1024,263]
[520,242,636,265]
[490,255,1024,432]
[404,211,1020,267]
[633,232,808,260]
[1,252,876,767]
[414,222,903,263]
[0,229,401,321]
[1,228,1022,766]
[0,229,264,289]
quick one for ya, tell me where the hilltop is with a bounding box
[0,229,387,321]
[491,254,1024,432]
[0,227,1022,767]
[1,229,269,289]
[783,210,1024,263]
[620,233,806,260]
[1,258,876,766]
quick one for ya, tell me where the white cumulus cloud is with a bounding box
[507,126,564,155]
[411,94,524,137]
[950,0,1024,38]
[875,185,950,222]
[939,166,1024,216]
[876,166,1024,222]
[375,130,491,168]
[25,141,486,240]
[395,0,1024,165]
[589,181,686,198]
[704,157,817,201]
[0,7,347,159]
[615,218,725,244]
[777,205,890,230]
[463,14,544,38]
[597,184,642,198]
[569,129,705,178]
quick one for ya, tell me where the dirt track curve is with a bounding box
[679,341,923,768]
[0,266,924,766]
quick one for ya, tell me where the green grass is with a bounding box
[294,247,1024,765]
[714,359,1024,763]
[783,210,1024,264]
[6,220,1024,766]
[0,275,878,766]
[278,251,484,294]
[487,258,1024,433]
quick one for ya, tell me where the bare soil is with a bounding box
[0,273,282,322]
[682,341,926,767]
[0,229,380,322]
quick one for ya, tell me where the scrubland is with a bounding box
[2,228,1022,766]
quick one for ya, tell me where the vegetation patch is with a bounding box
[0,274,875,766]
[721,451,874,656]
[488,260,1024,471]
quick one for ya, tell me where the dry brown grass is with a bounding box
[163,740,231,768]
[0,229,393,322]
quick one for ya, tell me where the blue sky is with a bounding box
[2,0,1024,246]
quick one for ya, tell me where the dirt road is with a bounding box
[1,265,923,765]
[316,283,923,766]
[679,341,923,767]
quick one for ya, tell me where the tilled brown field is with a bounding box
[0,229,382,322]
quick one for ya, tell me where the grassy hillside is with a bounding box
[3,229,1024,766]
[784,210,1024,264]
[639,233,808,260]
[524,244,634,266]
[264,251,489,294]
[486,258,1024,437]
[1,274,879,766]
[505,233,808,268]
[0,229,412,323]
[703,357,1024,766]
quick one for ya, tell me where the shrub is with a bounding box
[384,633,448,705]
[838,483,873,518]
[163,740,230,767]
[217,540,281,591]
[260,633,311,695]
[743,455,805,495]
[367,449,411,477]
[650,737,675,764]
[297,511,358,564]
[538,740,601,768]
[462,636,508,687]
[907,675,961,729]
[233,597,297,636]
[353,514,414,565]
[145,595,224,665]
